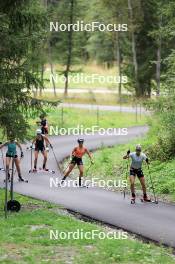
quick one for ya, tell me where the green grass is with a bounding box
[44,63,129,91]
[36,92,133,106]
[28,107,147,138]
[0,190,174,264]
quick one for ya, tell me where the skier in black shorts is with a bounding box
[36,115,49,150]
[0,135,25,181]
[61,139,93,186]
[32,129,52,171]
[123,144,151,203]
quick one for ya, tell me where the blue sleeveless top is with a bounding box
[7,142,17,156]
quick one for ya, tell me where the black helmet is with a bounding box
[40,113,45,119]
[78,138,84,144]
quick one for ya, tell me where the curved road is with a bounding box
[0,125,175,248]
[60,103,148,114]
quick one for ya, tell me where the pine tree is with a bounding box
[0,0,47,140]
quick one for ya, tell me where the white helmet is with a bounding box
[36,129,42,135]
[136,144,142,151]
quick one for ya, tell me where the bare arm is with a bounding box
[32,138,36,145]
[144,154,149,165]
[72,147,77,156]
[86,149,93,162]
[123,150,130,160]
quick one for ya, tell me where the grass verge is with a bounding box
[0,190,174,264]
[28,107,147,138]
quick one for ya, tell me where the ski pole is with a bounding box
[4,166,9,219]
[83,161,94,187]
[10,158,15,201]
[0,148,8,218]
[1,149,5,170]
[85,162,93,178]
[123,159,129,199]
[147,165,158,204]
[51,147,63,177]
[31,144,33,171]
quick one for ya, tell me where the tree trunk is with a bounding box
[128,0,139,96]
[156,16,162,97]
[40,64,44,96]
[48,41,56,96]
[116,30,122,102]
[45,0,56,96]
[156,45,161,96]
[64,0,74,96]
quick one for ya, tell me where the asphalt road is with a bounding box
[0,125,175,248]
[60,103,148,114]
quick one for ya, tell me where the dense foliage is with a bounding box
[48,0,175,97]
[0,0,46,140]
[146,95,175,161]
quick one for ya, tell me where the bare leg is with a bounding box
[139,176,147,196]
[78,165,84,186]
[42,150,47,169]
[14,158,21,178]
[34,151,39,169]
[61,163,75,183]
[129,175,136,197]
[6,157,11,180]
[43,127,49,148]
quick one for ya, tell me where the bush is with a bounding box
[146,95,175,161]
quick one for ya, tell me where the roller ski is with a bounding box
[39,167,55,174]
[141,194,159,204]
[75,178,89,188]
[29,168,55,174]
[131,197,136,204]
[29,168,37,173]
[140,195,152,203]
[75,183,89,188]
[18,176,28,183]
